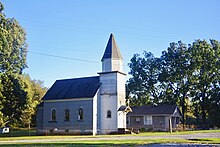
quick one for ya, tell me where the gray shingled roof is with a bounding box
[101,33,123,61]
[43,76,100,100]
[127,104,181,116]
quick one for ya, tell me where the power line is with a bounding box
[28,51,129,67]
[28,51,99,63]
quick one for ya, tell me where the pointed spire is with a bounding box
[101,33,123,61]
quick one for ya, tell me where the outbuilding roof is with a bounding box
[43,76,100,100]
[127,104,181,116]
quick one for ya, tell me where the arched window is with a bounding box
[64,109,70,121]
[51,108,56,121]
[78,107,83,121]
[107,110,111,118]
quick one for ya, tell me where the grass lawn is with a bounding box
[138,129,220,136]
[0,129,219,146]
[1,129,219,138]
[0,138,220,147]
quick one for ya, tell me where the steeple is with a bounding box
[98,33,127,134]
[101,33,122,61]
[101,33,123,73]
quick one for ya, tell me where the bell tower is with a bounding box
[101,33,123,72]
[98,33,127,134]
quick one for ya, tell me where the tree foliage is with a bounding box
[189,40,220,128]
[1,73,28,127]
[0,73,47,128]
[127,39,220,128]
[160,41,192,129]
[0,2,47,128]
[0,3,27,74]
[127,52,161,106]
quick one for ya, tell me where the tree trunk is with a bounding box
[201,91,207,129]
[181,93,185,130]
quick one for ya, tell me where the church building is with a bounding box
[36,34,131,135]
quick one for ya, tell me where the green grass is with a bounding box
[0,129,219,146]
[1,128,219,138]
[0,138,220,146]
[138,129,220,136]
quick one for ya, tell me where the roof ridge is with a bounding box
[56,76,99,82]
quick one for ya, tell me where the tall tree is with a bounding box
[0,77,4,127]
[29,77,47,127]
[0,73,47,128]
[208,40,220,127]
[127,52,161,106]
[1,73,28,127]
[0,2,27,74]
[160,41,192,129]
[127,39,220,128]
[0,2,28,127]
[189,39,220,128]
[127,54,150,106]
[208,81,220,127]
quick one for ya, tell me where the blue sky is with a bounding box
[2,0,220,87]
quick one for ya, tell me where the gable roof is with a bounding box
[118,105,132,113]
[127,104,181,116]
[43,76,100,100]
[101,33,123,61]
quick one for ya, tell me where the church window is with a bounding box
[107,110,111,118]
[78,108,83,121]
[64,109,70,121]
[51,108,56,121]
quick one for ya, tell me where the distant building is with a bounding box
[36,34,131,135]
[127,104,182,132]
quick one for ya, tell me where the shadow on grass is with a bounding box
[188,138,212,142]
[0,129,36,137]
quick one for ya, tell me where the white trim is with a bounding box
[98,70,127,76]
[92,88,99,136]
